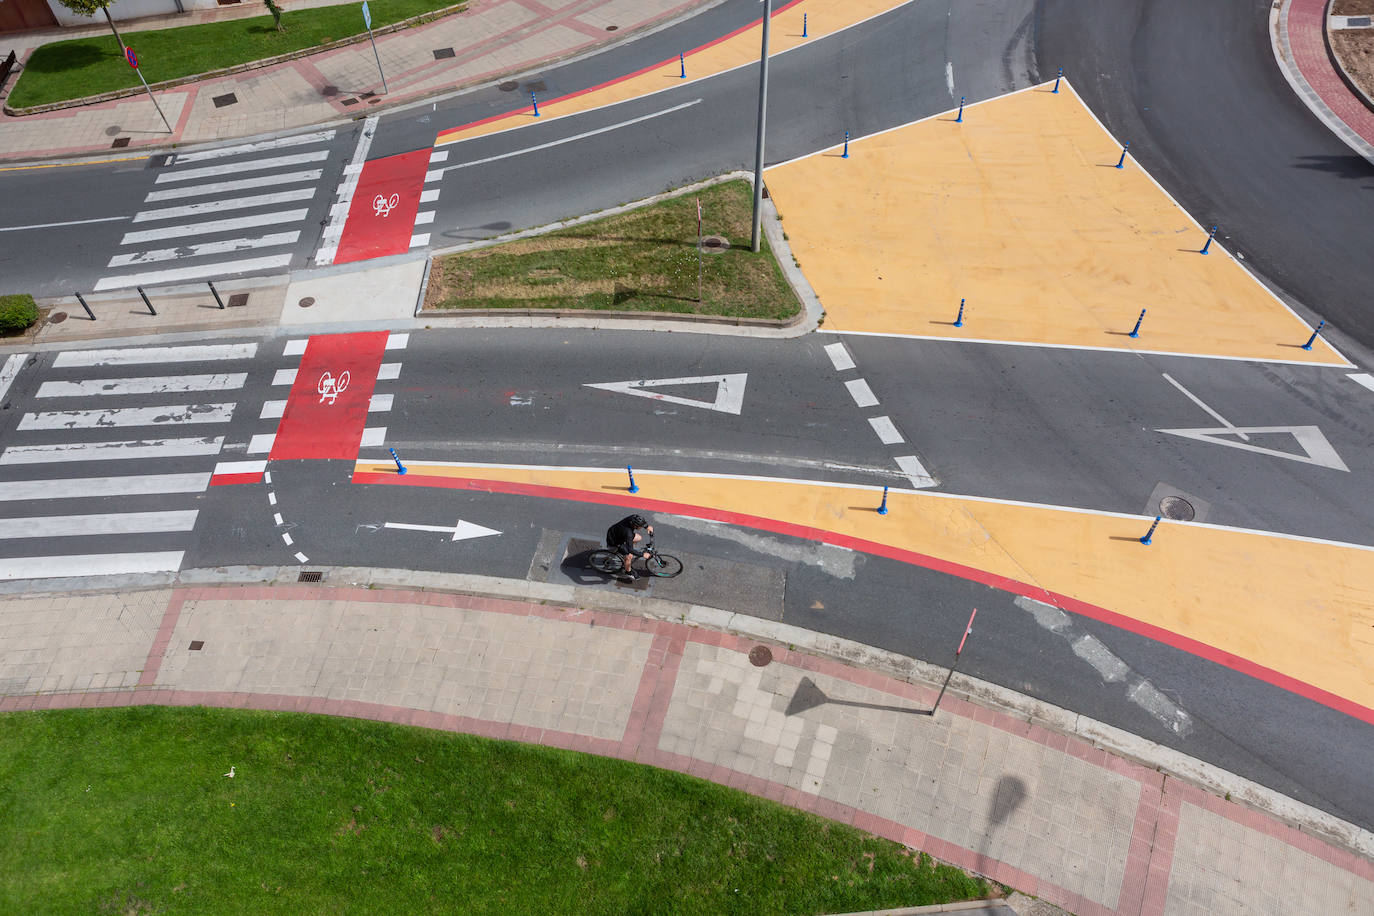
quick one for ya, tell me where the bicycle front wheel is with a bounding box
[644,554,683,578]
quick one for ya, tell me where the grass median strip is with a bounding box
[1,706,996,914]
[423,180,803,321]
[8,0,463,109]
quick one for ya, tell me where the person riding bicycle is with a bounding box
[606,514,654,579]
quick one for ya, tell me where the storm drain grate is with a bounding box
[212,92,238,108]
[189,640,205,651]
[111,137,130,149]
[341,98,360,107]
[433,47,455,59]
[298,570,323,583]
[227,293,249,308]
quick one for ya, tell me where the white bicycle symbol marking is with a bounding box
[317,370,351,405]
[373,192,401,217]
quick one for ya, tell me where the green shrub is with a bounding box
[0,294,39,334]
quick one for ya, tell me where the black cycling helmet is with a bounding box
[629,514,649,528]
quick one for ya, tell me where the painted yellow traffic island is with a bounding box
[764,83,1346,364]
[435,0,904,147]
[354,460,1374,724]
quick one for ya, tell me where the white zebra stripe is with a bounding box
[144,170,323,202]
[0,510,199,538]
[133,188,315,223]
[93,254,294,291]
[0,437,224,465]
[108,232,299,268]
[0,552,185,580]
[165,130,335,163]
[155,150,330,183]
[38,374,246,397]
[0,473,211,501]
[19,403,234,430]
[121,210,308,245]
[54,344,256,367]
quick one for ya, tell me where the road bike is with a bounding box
[587,538,684,578]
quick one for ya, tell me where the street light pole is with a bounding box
[750,0,772,253]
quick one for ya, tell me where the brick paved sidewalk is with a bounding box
[1,581,1370,915]
[0,0,711,161]
[1279,0,1374,156]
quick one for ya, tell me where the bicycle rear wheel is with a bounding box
[588,549,622,574]
[644,553,683,578]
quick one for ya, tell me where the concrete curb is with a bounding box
[8,560,1371,863]
[2,3,469,117]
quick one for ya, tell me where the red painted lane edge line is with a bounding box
[351,470,1374,726]
[209,472,264,487]
[434,0,808,142]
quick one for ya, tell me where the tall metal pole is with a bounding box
[750,0,772,253]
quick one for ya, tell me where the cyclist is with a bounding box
[606,514,654,579]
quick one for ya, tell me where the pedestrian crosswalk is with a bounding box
[91,130,340,292]
[0,342,258,580]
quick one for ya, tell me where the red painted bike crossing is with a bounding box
[333,149,432,265]
[271,332,391,460]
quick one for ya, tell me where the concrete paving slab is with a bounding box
[280,258,426,324]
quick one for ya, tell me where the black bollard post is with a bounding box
[74,293,96,321]
[208,280,225,310]
[136,286,157,316]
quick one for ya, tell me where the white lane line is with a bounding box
[845,378,879,408]
[360,427,387,447]
[155,150,330,183]
[260,400,286,419]
[316,116,378,266]
[823,342,855,372]
[945,61,955,97]
[1348,372,1374,393]
[248,433,276,454]
[369,393,393,412]
[438,100,703,170]
[144,170,323,202]
[107,232,299,268]
[0,436,224,464]
[386,333,409,349]
[282,532,294,545]
[54,343,256,367]
[213,459,266,476]
[0,510,199,539]
[294,552,309,563]
[410,233,430,248]
[894,455,938,488]
[273,512,284,526]
[164,130,336,164]
[283,339,307,356]
[0,551,185,580]
[1162,372,1248,441]
[38,373,247,397]
[0,473,211,501]
[133,188,316,223]
[867,415,904,445]
[93,254,294,291]
[420,188,441,203]
[19,403,235,430]
[414,211,435,226]
[268,492,277,505]
[120,210,308,245]
[378,362,401,380]
[0,215,128,233]
[272,368,298,385]
[0,353,27,403]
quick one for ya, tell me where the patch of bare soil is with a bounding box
[1333,0,1374,15]
[1331,30,1374,102]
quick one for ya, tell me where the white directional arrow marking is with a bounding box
[1156,426,1349,472]
[584,373,747,415]
[383,520,502,541]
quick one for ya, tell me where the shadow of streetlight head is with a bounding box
[785,676,931,717]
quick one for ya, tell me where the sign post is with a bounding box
[362,2,388,94]
[126,47,173,134]
[695,197,703,304]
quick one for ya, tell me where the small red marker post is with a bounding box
[930,607,977,715]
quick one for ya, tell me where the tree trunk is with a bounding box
[102,6,128,55]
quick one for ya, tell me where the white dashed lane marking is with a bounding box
[844,378,879,408]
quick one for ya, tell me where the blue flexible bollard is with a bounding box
[679,52,685,79]
[1139,515,1161,546]
[1052,68,1062,93]
[1301,320,1326,351]
[803,12,807,37]
[953,297,965,328]
[627,465,639,493]
[877,486,889,516]
[955,96,965,123]
[1128,308,1146,338]
[1200,225,1216,255]
[842,131,849,158]
[1115,141,1129,169]
[530,91,539,117]
[389,447,407,476]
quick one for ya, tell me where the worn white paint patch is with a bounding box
[1014,595,1194,737]
[670,515,858,578]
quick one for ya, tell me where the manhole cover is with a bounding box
[1159,495,1195,521]
[298,297,315,308]
[605,24,618,31]
[498,80,519,92]
[748,645,772,667]
[48,312,67,324]
[700,235,730,253]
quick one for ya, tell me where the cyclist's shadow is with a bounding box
[560,542,619,586]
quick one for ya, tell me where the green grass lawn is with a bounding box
[0,706,996,915]
[424,180,803,321]
[7,0,463,108]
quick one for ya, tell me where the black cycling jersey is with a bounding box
[607,515,646,551]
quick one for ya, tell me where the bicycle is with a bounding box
[588,538,684,579]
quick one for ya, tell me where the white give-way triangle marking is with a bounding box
[1156,426,1349,472]
[584,374,747,415]
[383,519,503,541]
